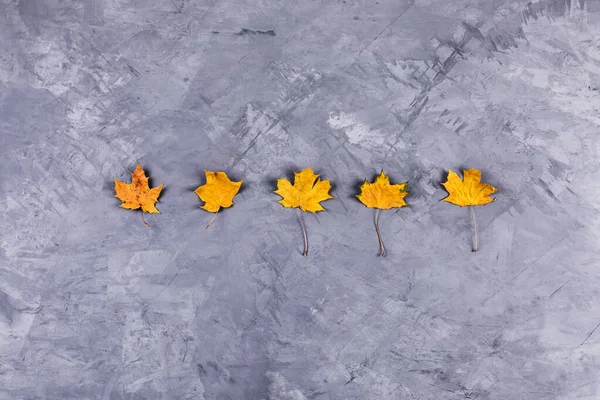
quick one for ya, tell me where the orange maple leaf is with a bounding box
[114,163,164,226]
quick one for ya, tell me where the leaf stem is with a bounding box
[141,212,150,227]
[206,208,219,230]
[297,208,308,256]
[375,208,385,257]
[471,206,478,252]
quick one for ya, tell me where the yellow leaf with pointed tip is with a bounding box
[357,170,409,209]
[441,168,497,207]
[194,171,243,213]
[114,163,164,213]
[274,168,333,213]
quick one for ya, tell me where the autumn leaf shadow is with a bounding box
[103,179,118,203]
[264,166,298,193]
[141,165,169,199]
[183,167,205,210]
[447,164,470,181]
[348,177,364,203]
[436,167,452,193]
[185,166,206,188]
[349,172,370,203]
[229,171,247,196]
[265,175,279,194]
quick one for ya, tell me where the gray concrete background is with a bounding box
[1,0,600,398]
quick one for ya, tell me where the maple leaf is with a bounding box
[194,171,243,229]
[114,163,164,227]
[274,168,333,213]
[357,170,409,256]
[357,170,409,210]
[441,168,497,252]
[274,168,333,256]
[441,168,497,207]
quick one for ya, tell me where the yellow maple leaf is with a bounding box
[356,170,409,256]
[357,170,409,209]
[194,171,243,229]
[274,168,333,213]
[114,163,164,226]
[274,168,333,256]
[441,168,497,207]
[441,168,497,252]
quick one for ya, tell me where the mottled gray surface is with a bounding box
[1,0,600,399]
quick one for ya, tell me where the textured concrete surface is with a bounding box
[1,0,600,398]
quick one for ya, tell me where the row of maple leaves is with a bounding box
[115,165,497,256]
